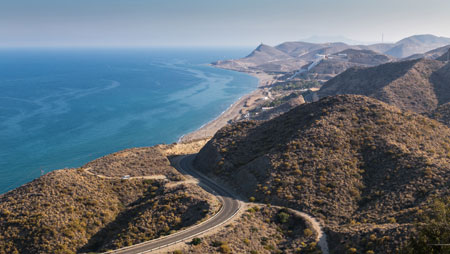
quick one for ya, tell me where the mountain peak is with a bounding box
[397,34,450,44]
[255,43,272,51]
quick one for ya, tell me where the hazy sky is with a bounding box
[1,0,450,47]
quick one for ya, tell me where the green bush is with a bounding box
[277,212,290,223]
[404,198,450,254]
[191,237,202,245]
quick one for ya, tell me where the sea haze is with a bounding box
[0,48,258,193]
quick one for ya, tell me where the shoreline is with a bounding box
[0,68,276,194]
[179,70,277,143]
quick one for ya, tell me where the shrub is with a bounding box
[388,217,396,223]
[347,247,357,253]
[403,198,450,254]
[212,240,224,247]
[277,212,290,223]
[219,244,230,253]
[191,237,202,245]
[304,228,313,237]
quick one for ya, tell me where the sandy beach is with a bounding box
[179,71,277,143]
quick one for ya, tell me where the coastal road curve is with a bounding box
[106,154,242,254]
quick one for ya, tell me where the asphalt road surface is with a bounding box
[107,154,241,254]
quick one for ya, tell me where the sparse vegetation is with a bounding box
[431,102,450,127]
[0,146,218,254]
[83,147,181,180]
[195,94,450,253]
[318,58,450,114]
[184,205,319,253]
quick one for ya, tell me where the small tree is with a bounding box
[404,198,450,254]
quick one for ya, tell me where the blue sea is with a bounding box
[0,48,257,193]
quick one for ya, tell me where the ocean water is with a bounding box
[0,48,257,193]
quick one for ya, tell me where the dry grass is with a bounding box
[82,146,181,180]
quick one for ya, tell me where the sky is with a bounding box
[1,0,450,47]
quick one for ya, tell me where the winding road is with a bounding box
[107,154,241,254]
[107,154,328,254]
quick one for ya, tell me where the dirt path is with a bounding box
[290,209,329,254]
[83,167,167,180]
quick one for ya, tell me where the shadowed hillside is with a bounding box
[195,95,450,253]
[404,44,450,60]
[437,48,450,61]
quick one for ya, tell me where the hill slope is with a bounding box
[338,49,393,65]
[385,34,450,58]
[404,44,450,60]
[213,35,450,74]
[181,205,320,254]
[431,102,450,127]
[317,59,450,113]
[300,49,393,80]
[0,147,218,254]
[212,44,306,72]
[195,95,450,253]
[437,48,450,61]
